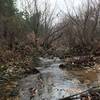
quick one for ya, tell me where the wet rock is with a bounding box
[24,68,40,75]
[32,68,40,74]
[59,63,74,70]
[59,64,66,69]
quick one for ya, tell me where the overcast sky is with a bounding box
[17,0,83,12]
[16,0,85,23]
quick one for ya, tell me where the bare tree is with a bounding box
[59,0,100,55]
[21,0,62,50]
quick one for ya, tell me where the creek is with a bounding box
[19,57,90,100]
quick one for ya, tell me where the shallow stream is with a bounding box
[19,57,89,100]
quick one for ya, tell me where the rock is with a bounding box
[32,68,40,74]
[9,89,19,96]
[59,64,66,69]
[24,68,40,75]
[59,63,74,70]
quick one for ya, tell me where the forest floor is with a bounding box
[0,45,41,99]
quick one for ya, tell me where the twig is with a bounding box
[59,86,100,100]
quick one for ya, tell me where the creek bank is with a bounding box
[58,56,100,100]
[0,68,40,100]
[0,45,41,99]
[0,59,40,99]
[59,56,100,85]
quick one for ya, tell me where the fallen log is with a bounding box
[59,86,100,100]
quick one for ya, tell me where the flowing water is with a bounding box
[19,57,88,100]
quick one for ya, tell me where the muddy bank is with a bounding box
[59,56,100,86]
